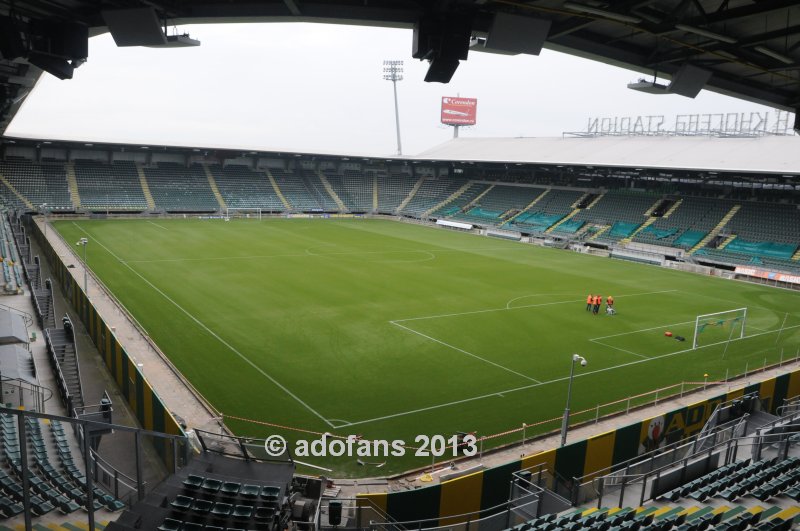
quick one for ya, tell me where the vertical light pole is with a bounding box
[560,354,587,447]
[383,60,404,156]
[76,238,88,294]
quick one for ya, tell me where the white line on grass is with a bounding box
[335,323,800,428]
[394,289,678,323]
[146,221,169,230]
[390,321,542,384]
[71,222,336,429]
[588,339,650,359]
[590,320,696,341]
[122,246,534,264]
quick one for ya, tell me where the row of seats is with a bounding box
[509,504,796,531]
[73,160,148,211]
[660,457,800,503]
[153,474,285,531]
[0,413,125,519]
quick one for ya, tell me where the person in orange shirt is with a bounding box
[586,294,593,312]
[606,295,614,308]
[593,295,602,314]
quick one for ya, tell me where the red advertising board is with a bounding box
[441,97,478,125]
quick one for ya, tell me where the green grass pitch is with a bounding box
[54,218,800,476]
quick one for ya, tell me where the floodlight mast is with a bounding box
[383,60,404,156]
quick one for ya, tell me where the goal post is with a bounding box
[225,207,262,220]
[693,308,747,349]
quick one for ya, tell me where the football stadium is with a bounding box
[1,2,800,531]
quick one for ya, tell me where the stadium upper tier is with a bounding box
[1,153,800,273]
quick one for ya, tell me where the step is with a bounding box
[265,170,292,210]
[718,234,738,250]
[545,208,580,234]
[504,189,550,225]
[422,181,473,218]
[317,170,347,211]
[202,164,227,211]
[135,163,156,210]
[396,176,426,213]
[689,204,741,254]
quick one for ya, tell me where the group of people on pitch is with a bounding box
[586,294,615,315]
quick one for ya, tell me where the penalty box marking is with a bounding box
[338,322,800,429]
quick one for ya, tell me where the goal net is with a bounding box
[693,308,747,349]
[225,208,262,220]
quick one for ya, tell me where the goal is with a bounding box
[225,208,262,220]
[692,308,747,349]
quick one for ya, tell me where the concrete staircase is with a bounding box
[317,170,347,212]
[662,198,683,218]
[620,216,658,245]
[690,204,741,254]
[396,176,426,213]
[0,173,34,209]
[792,247,800,261]
[545,208,581,234]
[643,197,665,217]
[266,169,292,211]
[372,174,378,212]
[65,162,81,209]
[504,188,550,225]
[718,234,738,250]
[202,164,227,211]
[582,192,605,210]
[135,163,156,210]
[460,184,494,213]
[423,181,474,218]
[589,225,611,241]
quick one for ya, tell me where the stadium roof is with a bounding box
[1,1,799,135]
[417,135,800,174]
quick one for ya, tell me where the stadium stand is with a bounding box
[209,164,285,212]
[73,160,148,212]
[325,169,373,213]
[399,177,468,217]
[452,184,548,226]
[504,188,584,234]
[430,181,491,218]
[144,163,218,212]
[377,171,416,213]
[269,168,323,212]
[570,190,659,242]
[633,197,731,250]
[0,157,72,211]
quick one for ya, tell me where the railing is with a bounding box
[586,407,800,508]
[0,374,51,412]
[317,497,400,531]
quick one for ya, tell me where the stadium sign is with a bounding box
[585,110,793,136]
[441,97,478,126]
[734,266,800,285]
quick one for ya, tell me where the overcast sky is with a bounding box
[5,22,784,156]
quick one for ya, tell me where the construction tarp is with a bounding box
[641,226,678,239]
[674,230,706,248]
[725,239,797,259]
[609,221,640,238]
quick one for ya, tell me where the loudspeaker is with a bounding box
[328,500,342,526]
[425,57,460,83]
[102,7,167,46]
[484,13,551,55]
[668,63,712,98]
[27,52,74,80]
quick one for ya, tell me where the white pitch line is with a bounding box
[590,320,696,341]
[589,339,650,359]
[146,221,169,230]
[336,323,800,428]
[394,289,679,324]
[123,247,525,264]
[390,321,541,384]
[71,222,336,429]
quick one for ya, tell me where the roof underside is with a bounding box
[1,1,799,134]
[417,135,800,174]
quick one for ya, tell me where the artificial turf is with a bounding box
[53,217,800,476]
